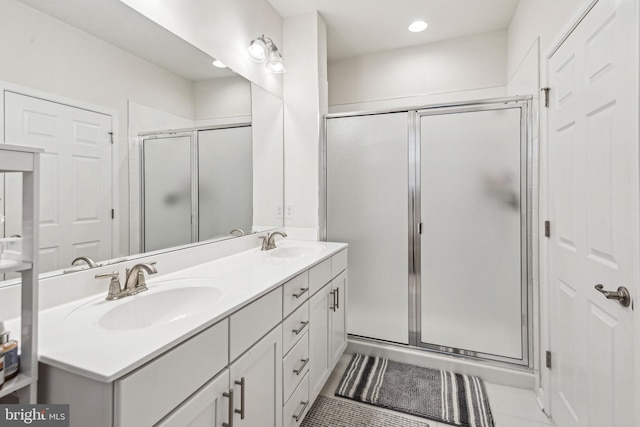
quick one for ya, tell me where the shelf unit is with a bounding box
[0,144,41,403]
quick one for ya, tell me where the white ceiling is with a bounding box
[268,0,522,61]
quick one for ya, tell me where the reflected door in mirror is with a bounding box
[3,91,113,273]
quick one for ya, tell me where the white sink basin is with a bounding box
[268,244,325,258]
[98,286,222,330]
[65,278,228,331]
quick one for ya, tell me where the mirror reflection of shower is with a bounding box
[141,125,253,252]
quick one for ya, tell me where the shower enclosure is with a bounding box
[323,98,532,366]
[141,124,252,252]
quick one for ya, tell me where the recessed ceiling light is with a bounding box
[408,20,428,33]
[212,59,227,68]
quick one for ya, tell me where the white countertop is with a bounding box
[37,240,347,383]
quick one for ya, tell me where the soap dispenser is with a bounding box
[0,322,18,380]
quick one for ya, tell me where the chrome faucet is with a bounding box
[94,262,157,301]
[72,256,98,268]
[260,231,287,250]
[94,271,126,301]
[124,262,157,295]
[230,228,246,236]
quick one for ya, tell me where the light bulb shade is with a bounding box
[248,37,266,62]
[266,46,286,73]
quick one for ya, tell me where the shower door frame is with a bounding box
[412,100,533,367]
[321,96,534,369]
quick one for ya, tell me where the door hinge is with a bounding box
[544,221,551,238]
[541,87,550,108]
[111,209,115,219]
[108,132,114,144]
[546,350,552,369]
[418,222,423,234]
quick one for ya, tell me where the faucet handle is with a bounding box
[95,271,125,301]
[258,235,270,251]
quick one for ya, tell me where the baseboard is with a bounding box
[347,337,535,390]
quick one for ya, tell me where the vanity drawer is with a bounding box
[283,271,310,317]
[283,332,309,403]
[332,249,348,277]
[283,374,310,427]
[114,319,229,427]
[230,287,283,361]
[309,258,332,296]
[283,302,309,354]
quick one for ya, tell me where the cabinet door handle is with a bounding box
[293,358,310,375]
[293,400,310,422]
[292,321,309,335]
[234,377,246,419]
[329,290,336,311]
[335,287,340,309]
[293,287,308,298]
[222,389,234,427]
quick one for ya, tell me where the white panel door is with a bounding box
[548,0,637,425]
[4,91,112,272]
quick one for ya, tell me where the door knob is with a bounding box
[594,284,631,307]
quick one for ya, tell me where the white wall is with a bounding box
[507,0,589,80]
[283,13,328,237]
[252,84,284,230]
[193,77,252,123]
[0,0,196,256]
[328,31,508,107]
[120,0,284,99]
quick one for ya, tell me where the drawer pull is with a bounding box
[293,287,309,298]
[293,358,310,375]
[234,377,246,419]
[329,290,336,312]
[335,287,340,309]
[222,389,234,427]
[293,400,310,422]
[292,321,309,335]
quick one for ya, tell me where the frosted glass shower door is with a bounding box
[143,135,192,252]
[326,112,409,344]
[198,126,252,241]
[419,107,526,361]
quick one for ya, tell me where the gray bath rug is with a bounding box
[336,354,494,427]
[300,395,430,427]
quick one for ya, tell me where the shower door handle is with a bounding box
[594,284,631,307]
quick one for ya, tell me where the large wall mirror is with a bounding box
[0,0,284,281]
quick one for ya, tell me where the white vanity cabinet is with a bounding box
[157,369,230,427]
[309,252,348,401]
[38,245,348,427]
[229,327,283,427]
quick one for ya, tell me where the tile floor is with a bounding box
[320,354,555,427]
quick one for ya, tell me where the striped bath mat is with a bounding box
[336,354,494,427]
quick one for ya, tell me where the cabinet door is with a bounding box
[330,270,348,367]
[229,327,282,427]
[309,284,331,400]
[157,369,231,427]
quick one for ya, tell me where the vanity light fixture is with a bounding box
[248,34,286,73]
[212,59,227,68]
[408,20,428,32]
